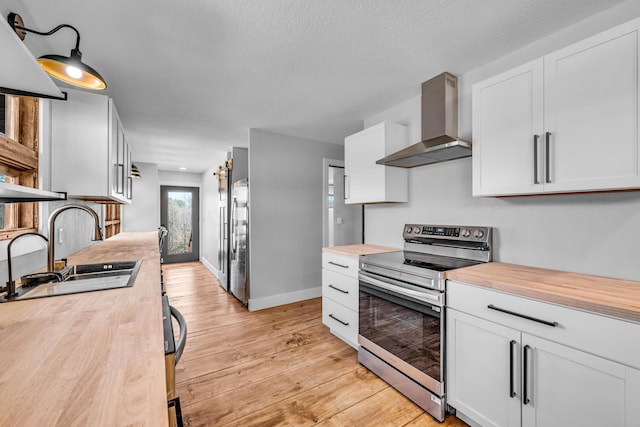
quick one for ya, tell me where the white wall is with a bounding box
[364,2,640,281]
[123,162,160,232]
[200,151,229,275]
[248,129,344,310]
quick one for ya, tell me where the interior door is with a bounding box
[160,186,200,264]
[325,164,363,247]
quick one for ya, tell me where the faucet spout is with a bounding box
[48,204,103,272]
[2,232,49,299]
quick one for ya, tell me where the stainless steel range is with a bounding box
[358,224,492,421]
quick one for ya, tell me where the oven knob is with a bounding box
[461,229,471,238]
[474,229,485,239]
[413,227,421,234]
[405,226,412,233]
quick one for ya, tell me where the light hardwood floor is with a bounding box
[164,262,468,427]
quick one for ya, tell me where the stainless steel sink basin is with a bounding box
[10,259,142,301]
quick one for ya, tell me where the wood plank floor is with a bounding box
[164,262,469,427]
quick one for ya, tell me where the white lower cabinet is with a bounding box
[447,310,521,427]
[521,334,640,427]
[321,252,359,348]
[447,282,640,427]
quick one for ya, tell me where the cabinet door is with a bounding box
[109,101,125,200]
[125,141,132,201]
[522,334,640,427]
[472,59,544,197]
[447,309,521,427]
[344,122,408,204]
[345,125,387,204]
[543,19,640,193]
[51,89,110,197]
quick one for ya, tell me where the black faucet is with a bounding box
[2,232,49,299]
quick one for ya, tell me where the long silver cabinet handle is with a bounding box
[545,132,552,183]
[328,314,349,326]
[488,304,558,327]
[328,284,349,294]
[533,135,540,184]
[328,261,349,269]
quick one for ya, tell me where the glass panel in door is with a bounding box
[160,186,199,263]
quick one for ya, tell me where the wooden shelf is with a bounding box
[103,203,121,239]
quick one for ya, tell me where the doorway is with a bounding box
[323,159,363,247]
[160,186,200,263]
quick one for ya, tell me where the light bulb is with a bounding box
[66,66,82,79]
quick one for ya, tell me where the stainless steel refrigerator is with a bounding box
[216,147,247,293]
[229,177,249,305]
[216,162,230,291]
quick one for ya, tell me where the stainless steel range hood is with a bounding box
[377,72,471,168]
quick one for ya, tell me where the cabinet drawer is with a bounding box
[322,252,359,278]
[447,281,640,369]
[322,297,358,348]
[322,269,358,310]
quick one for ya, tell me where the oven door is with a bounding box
[358,271,444,395]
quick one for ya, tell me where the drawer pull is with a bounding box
[328,261,349,269]
[328,284,349,294]
[328,314,349,326]
[487,304,558,327]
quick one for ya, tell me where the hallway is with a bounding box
[163,261,467,426]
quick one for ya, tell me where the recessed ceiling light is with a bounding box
[179,167,187,170]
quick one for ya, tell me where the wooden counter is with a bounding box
[0,232,167,426]
[322,244,399,258]
[445,262,640,323]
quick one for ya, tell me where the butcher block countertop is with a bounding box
[446,262,640,324]
[0,232,167,426]
[322,244,399,258]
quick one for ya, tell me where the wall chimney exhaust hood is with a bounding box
[377,72,471,168]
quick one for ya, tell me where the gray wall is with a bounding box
[249,129,344,310]
[123,162,160,232]
[200,150,229,275]
[364,1,640,281]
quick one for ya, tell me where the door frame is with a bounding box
[322,158,364,247]
[160,185,200,263]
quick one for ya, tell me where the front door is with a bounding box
[160,186,199,263]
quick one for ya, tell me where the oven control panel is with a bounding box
[403,224,491,242]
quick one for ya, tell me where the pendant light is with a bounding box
[131,163,141,178]
[7,12,107,90]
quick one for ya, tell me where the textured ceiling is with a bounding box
[16,0,627,172]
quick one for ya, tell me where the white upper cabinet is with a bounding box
[473,18,640,197]
[344,121,408,204]
[473,59,544,196]
[50,89,130,204]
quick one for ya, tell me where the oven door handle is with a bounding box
[359,272,442,306]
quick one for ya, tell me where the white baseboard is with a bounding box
[200,257,219,277]
[248,286,322,312]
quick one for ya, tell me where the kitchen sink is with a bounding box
[8,259,142,301]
